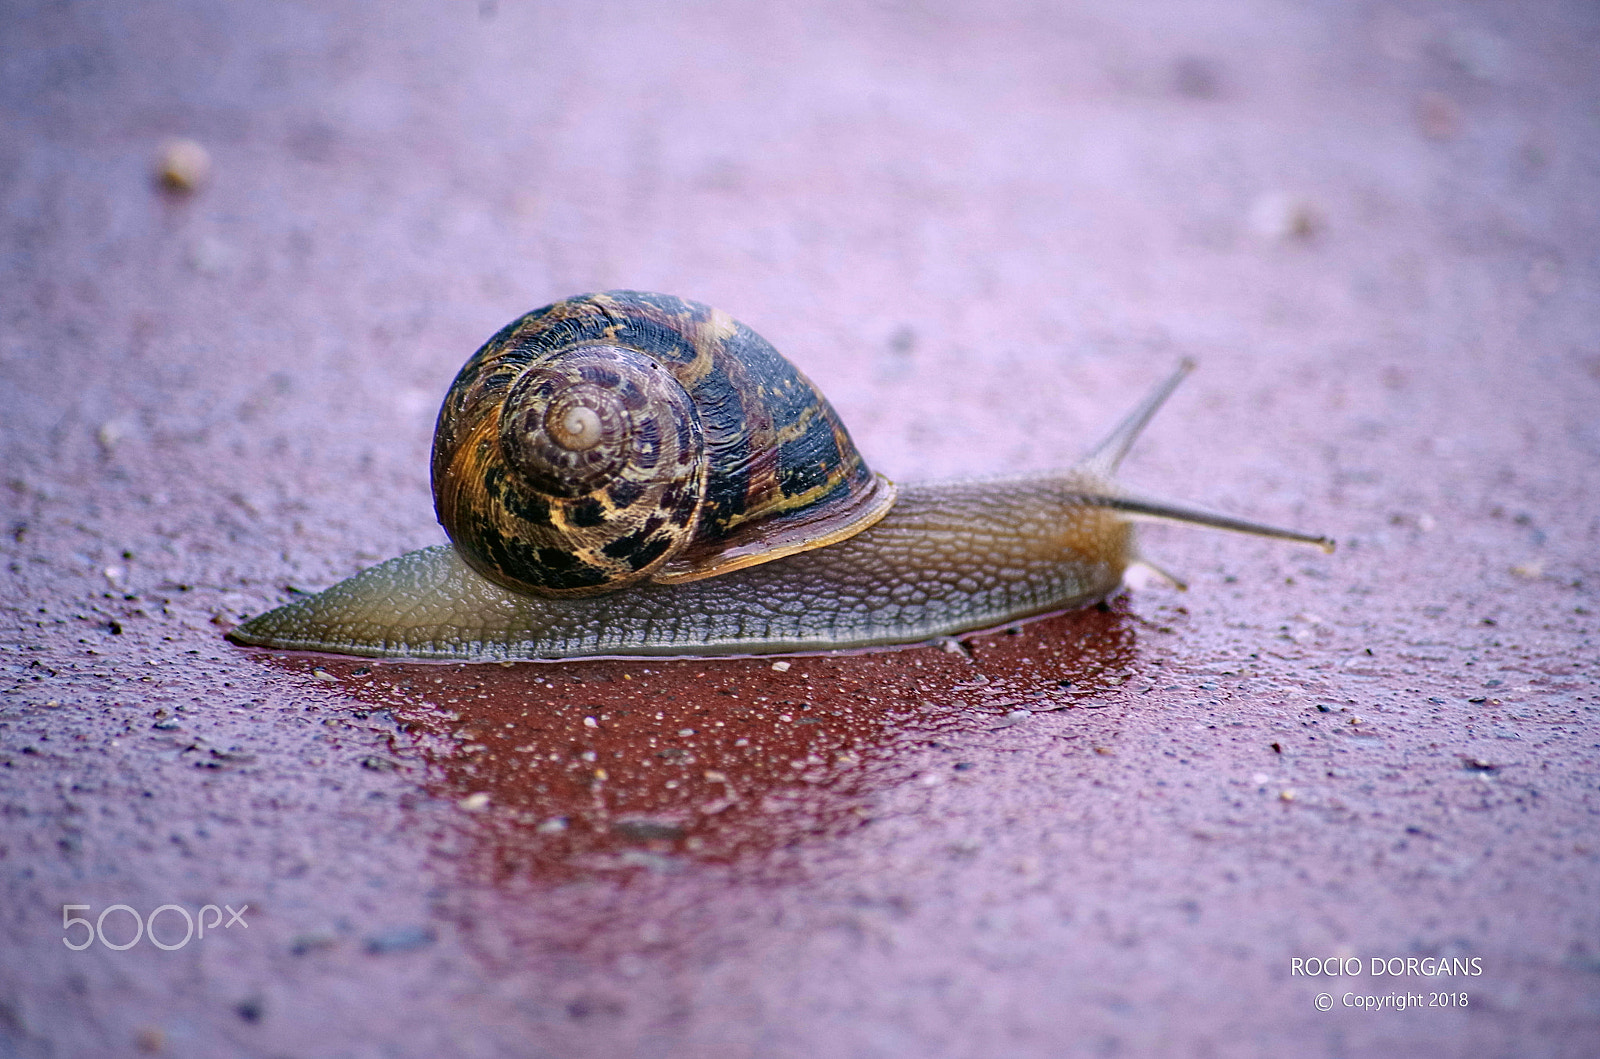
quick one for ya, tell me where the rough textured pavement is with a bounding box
[2,1,1597,1056]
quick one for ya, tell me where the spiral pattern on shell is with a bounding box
[431,291,896,597]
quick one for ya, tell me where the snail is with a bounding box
[229,290,1332,661]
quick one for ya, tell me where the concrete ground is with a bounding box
[2,1,1597,1056]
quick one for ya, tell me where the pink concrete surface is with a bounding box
[3,1,1597,1056]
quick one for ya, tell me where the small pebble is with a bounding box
[459,792,490,811]
[1249,192,1322,242]
[155,137,212,192]
[97,418,132,452]
[770,660,791,672]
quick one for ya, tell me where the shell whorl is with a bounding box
[431,291,896,597]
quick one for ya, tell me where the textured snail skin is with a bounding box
[228,473,1134,660]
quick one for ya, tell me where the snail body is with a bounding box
[230,292,1331,660]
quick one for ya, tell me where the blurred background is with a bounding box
[3,1,1597,1056]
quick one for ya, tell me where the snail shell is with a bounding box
[230,295,1334,660]
[432,291,895,597]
